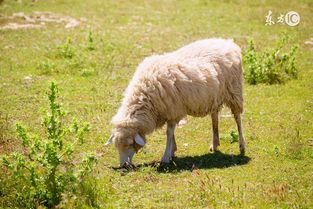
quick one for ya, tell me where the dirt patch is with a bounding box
[1,22,45,30]
[304,38,313,48]
[0,11,86,30]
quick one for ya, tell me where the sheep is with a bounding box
[106,38,246,166]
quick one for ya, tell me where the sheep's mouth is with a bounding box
[119,149,135,166]
[121,161,135,170]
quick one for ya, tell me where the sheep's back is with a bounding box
[146,38,243,120]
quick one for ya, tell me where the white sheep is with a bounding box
[106,38,246,166]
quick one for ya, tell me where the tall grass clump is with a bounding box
[243,34,298,85]
[1,82,97,208]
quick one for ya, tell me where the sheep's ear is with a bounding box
[134,134,145,147]
[105,134,114,146]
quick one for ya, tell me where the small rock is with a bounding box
[4,45,14,49]
[65,19,80,29]
[79,17,87,22]
[178,118,188,127]
[23,75,33,83]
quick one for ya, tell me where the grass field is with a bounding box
[0,0,313,208]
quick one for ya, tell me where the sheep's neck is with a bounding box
[127,101,159,135]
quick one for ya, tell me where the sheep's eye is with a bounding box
[122,143,131,149]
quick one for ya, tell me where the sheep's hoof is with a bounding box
[121,162,135,170]
[171,151,176,158]
[159,162,170,167]
[160,155,172,164]
[210,144,218,153]
[240,146,245,155]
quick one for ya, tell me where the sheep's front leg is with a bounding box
[210,111,220,152]
[161,123,176,163]
[234,113,246,154]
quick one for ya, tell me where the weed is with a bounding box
[80,67,96,77]
[57,38,76,59]
[37,59,56,75]
[274,146,279,156]
[220,130,239,144]
[230,130,239,144]
[86,31,96,51]
[243,33,298,85]
[1,82,97,208]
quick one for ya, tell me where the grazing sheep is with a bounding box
[106,38,246,166]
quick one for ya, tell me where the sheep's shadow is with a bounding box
[137,151,250,173]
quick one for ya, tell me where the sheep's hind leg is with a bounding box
[210,111,220,152]
[161,123,176,163]
[171,133,177,157]
[234,112,245,155]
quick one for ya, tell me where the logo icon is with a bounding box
[285,11,300,26]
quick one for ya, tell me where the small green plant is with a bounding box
[80,67,96,77]
[86,31,95,51]
[230,130,239,144]
[243,34,298,85]
[57,38,76,59]
[1,82,97,208]
[37,59,56,75]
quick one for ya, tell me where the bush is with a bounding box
[243,34,298,85]
[1,82,97,208]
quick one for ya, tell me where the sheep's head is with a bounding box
[105,127,145,167]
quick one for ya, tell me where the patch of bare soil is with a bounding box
[0,11,86,30]
[304,38,313,48]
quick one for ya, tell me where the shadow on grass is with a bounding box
[137,151,251,173]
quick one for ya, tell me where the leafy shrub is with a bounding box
[1,82,97,208]
[243,34,298,85]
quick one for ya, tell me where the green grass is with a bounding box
[1,0,313,208]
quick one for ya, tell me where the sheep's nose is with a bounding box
[119,149,135,166]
